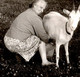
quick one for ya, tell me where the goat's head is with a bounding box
[63,5,80,31]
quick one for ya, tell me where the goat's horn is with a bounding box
[78,5,80,11]
[73,0,75,10]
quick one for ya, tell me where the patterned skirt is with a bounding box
[4,35,40,61]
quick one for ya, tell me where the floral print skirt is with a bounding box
[4,35,40,61]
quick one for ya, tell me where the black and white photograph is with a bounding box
[0,0,80,77]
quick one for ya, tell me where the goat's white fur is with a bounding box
[43,5,80,67]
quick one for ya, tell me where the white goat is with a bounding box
[43,5,80,67]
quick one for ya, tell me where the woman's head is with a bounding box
[29,0,47,14]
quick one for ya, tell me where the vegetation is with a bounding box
[0,0,80,77]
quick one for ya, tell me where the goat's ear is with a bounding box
[63,9,70,15]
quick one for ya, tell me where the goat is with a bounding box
[43,5,80,67]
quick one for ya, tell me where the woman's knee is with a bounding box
[39,41,45,47]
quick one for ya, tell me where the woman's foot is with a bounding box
[42,61,55,66]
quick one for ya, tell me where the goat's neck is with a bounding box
[65,22,73,35]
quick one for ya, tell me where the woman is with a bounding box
[4,0,54,66]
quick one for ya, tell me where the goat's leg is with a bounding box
[56,43,60,67]
[64,43,70,64]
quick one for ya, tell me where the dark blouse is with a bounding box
[5,8,49,43]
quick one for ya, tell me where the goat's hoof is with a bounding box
[55,65,59,69]
[55,67,58,69]
[66,64,72,74]
[67,63,72,69]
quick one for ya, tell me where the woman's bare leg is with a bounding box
[39,41,55,66]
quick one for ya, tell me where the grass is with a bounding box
[0,0,80,77]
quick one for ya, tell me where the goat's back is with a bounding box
[43,11,68,39]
